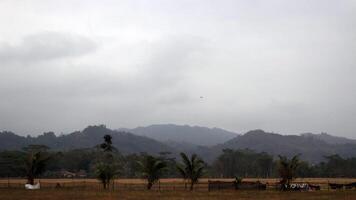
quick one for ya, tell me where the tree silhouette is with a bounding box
[23,145,51,185]
[177,152,205,190]
[138,155,166,189]
[278,154,300,189]
[95,134,119,189]
[100,134,115,152]
[94,162,119,189]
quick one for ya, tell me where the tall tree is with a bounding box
[138,155,166,190]
[100,134,116,152]
[121,153,141,178]
[23,145,51,185]
[213,149,274,178]
[94,162,119,189]
[278,154,300,189]
[214,149,236,178]
[177,152,205,190]
[158,152,178,178]
[95,134,120,189]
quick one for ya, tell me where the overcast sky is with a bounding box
[0,0,355,138]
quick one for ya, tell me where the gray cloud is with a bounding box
[0,0,355,138]
[0,34,209,135]
[0,31,97,64]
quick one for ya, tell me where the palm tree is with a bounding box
[278,155,300,189]
[137,155,166,190]
[23,146,51,185]
[177,152,205,191]
[94,162,119,189]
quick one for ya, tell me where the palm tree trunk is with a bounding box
[27,175,34,185]
[190,182,194,191]
[147,182,153,190]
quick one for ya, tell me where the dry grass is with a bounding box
[1,178,356,184]
[2,178,356,191]
[1,178,356,200]
[1,188,356,200]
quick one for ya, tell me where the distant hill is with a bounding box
[0,125,174,154]
[213,130,356,163]
[0,131,28,150]
[2,125,356,164]
[119,124,238,146]
[301,132,356,145]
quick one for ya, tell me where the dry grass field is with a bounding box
[2,178,356,184]
[1,178,356,190]
[1,178,356,200]
[1,189,356,200]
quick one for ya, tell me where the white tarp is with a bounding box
[25,183,40,190]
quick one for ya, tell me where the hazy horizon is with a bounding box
[2,123,356,141]
[1,1,355,138]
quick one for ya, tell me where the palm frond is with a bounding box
[180,152,192,170]
[176,164,187,178]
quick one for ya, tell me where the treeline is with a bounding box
[1,140,356,179]
[212,149,356,178]
[0,148,185,178]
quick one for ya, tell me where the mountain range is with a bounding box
[0,125,173,154]
[118,124,238,146]
[1,124,356,163]
[212,130,356,163]
[301,132,356,145]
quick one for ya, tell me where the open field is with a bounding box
[1,178,356,200]
[1,188,356,200]
[1,178,356,190]
[2,178,356,184]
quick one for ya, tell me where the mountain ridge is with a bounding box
[213,129,356,163]
[2,125,356,164]
[301,132,356,145]
[118,124,238,146]
[0,125,174,154]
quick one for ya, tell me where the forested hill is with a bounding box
[2,126,356,164]
[301,132,356,145]
[119,124,238,146]
[213,130,356,163]
[0,125,174,154]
